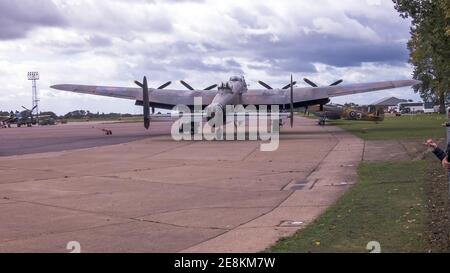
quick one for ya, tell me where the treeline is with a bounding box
[63,110,138,119]
[393,0,450,113]
[1,110,139,119]
[60,110,138,119]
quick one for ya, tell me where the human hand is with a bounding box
[424,139,438,148]
[442,157,450,169]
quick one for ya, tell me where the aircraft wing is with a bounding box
[52,79,420,109]
[325,80,421,97]
[241,80,421,106]
[51,85,141,99]
[51,84,217,108]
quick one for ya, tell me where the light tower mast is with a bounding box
[27,72,40,124]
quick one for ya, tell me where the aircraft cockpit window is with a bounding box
[230,76,241,82]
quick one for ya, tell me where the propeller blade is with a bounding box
[204,84,218,91]
[157,81,172,90]
[304,78,318,88]
[330,79,343,86]
[180,80,195,91]
[282,81,297,90]
[135,77,151,130]
[134,80,143,88]
[22,106,29,111]
[143,77,150,130]
[258,81,273,90]
[290,75,294,128]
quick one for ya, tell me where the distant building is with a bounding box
[371,97,408,107]
[398,102,425,113]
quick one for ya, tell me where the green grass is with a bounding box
[267,113,450,252]
[268,160,428,253]
[328,114,447,140]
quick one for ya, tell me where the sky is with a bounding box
[0,0,420,115]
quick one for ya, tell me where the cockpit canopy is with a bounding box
[229,76,242,82]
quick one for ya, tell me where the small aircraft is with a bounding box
[0,114,11,128]
[307,104,385,125]
[0,106,37,128]
[0,106,53,128]
[51,75,420,132]
[300,78,385,125]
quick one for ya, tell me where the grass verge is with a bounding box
[328,114,447,141]
[269,160,428,253]
[268,114,450,252]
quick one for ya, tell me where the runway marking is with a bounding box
[132,218,230,231]
[308,179,319,190]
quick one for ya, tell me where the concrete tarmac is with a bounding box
[0,122,169,157]
[0,118,363,252]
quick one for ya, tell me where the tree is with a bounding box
[40,111,58,119]
[393,0,450,113]
[64,110,87,119]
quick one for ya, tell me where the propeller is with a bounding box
[180,80,194,91]
[21,105,38,119]
[258,80,297,90]
[290,74,294,128]
[258,81,273,90]
[157,81,172,90]
[135,78,172,123]
[180,81,218,91]
[303,78,344,88]
[330,79,343,86]
[303,78,343,113]
[136,80,171,90]
[282,81,297,90]
[135,76,151,130]
[21,105,37,112]
[258,76,295,127]
[204,84,218,91]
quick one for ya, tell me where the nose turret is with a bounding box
[218,82,233,93]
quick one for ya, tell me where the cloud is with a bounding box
[0,0,418,115]
[0,0,66,40]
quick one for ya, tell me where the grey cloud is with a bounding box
[228,8,261,29]
[170,57,243,74]
[225,59,241,68]
[219,5,410,71]
[38,35,113,55]
[230,29,408,72]
[114,0,155,3]
[39,39,86,54]
[87,35,113,47]
[344,12,410,41]
[0,0,66,40]
[161,0,205,3]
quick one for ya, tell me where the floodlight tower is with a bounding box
[27,72,40,124]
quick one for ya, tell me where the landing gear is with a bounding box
[179,122,200,135]
[318,118,326,126]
